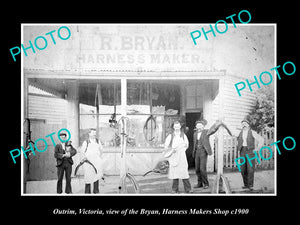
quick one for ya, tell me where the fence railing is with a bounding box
[214,128,275,170]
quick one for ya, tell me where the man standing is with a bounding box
[54,132,77,194]
[192,119,212,189]
[237,116,264,190]
[164,120,192,193]
[81,128,103,194]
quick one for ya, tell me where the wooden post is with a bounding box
[217,78,225,177]
[120,78,127,183]
[217,126,224,177]
[22,75,28,193]
[211,77,232,194]
[66,80,80,177]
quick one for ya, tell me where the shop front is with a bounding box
[23,24,274,180]
[26,72,222,177]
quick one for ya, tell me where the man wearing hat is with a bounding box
[192,119,213,189]
[54,132,77,194]
[237,116,264,190]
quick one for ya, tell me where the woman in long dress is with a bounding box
[164,120,192,193]
[81,128,103,194]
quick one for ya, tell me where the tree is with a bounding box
[248,87,274,133]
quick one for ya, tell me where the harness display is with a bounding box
[74,139,99,176]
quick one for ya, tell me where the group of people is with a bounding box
[163,116,264,194]
[54,128,104,194]
[163,119,211,194]
[54,116,264,194]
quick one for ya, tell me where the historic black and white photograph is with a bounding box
[21,24,276,195]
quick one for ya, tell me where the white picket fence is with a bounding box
[215,128,275,170]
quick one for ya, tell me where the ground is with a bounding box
[26,169,274,195]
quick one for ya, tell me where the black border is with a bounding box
[3,3,298,221]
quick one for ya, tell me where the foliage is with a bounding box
[248,87,274,133]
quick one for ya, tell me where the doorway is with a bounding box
[185,112,202,168]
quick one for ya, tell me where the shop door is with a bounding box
[27,121,61,181]
[185,112,201,168]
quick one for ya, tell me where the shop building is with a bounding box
[23,24,275,180]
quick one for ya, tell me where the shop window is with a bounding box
[152,83,180,113]
[126,81,181,148]
[79,80,182,149]
[79,81,121,147]
[101,82,121,106]
[127,82,149,106]
[79,82,121,114]
[186,84,203,109]
[126,114,165,148]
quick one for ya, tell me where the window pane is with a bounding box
[98,114,121,147]
[152,83,180,112]
[79,82,97,112]
[79,115,97,145]
[196,96,203,108]
[80,114,122,147]
[127,82,149,105]
[99,105,122,114]
[186,85,196,96]
[80,103,97,114]
[79,81,120,114]
[196,84,203,96]
[186,96,196,109]
[127,105,150,114]
[126,115,165,148]
[101,82,121,105]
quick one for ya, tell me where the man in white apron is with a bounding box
[81,128,103,194]
[164,120,192,193]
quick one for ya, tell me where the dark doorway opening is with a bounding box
[185,112,202,169]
